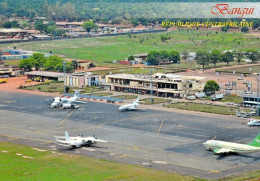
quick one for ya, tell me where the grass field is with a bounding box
[0,142,197,181]
[91,92,113,96]
[216,65,260,75]
[22,82,103,94]
[140,98,171,105]
[95,66,184,76]
[113,95,138,99]
[165,102,236,115]
[1,30,258,66]
[220,95,243,104]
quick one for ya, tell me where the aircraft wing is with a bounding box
[213,148,233,154]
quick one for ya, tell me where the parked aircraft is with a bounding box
[51,90,85,109]
[119,97,140,111]
[203,133,260,154]
[55,131,107,148]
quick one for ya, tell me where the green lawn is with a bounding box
[95,66,183,76]
[3,60,20,66]
[22,82,65,93]
[165,102,236,115]
[220,95,243,104]
[113,95,138,99]
[21,82,103,94]
[0,30,258,66]
[0,142,196,181]
[91,92,113,96]
[216,65,260,75]
[140,98,171,105]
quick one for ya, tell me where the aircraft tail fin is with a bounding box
[133,96,140,106]
[65,131,70,142]
[73,90,81,98]
[248,133,260,147]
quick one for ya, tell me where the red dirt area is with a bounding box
[0,76,60,97]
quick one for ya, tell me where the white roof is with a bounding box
[25,71,65,77]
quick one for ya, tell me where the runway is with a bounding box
[0,91,259,179]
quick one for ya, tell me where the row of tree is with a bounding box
[146,50,180,65]
[1,1,259,30]
[195,49,260,70]
[18,53,78,73]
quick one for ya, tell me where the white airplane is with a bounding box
[248,119,260,126]
[55,131,107,148]
[51,90,85,109]
[119,97,140,111]
[203,133,260,154]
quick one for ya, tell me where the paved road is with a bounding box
[0,91,259,179]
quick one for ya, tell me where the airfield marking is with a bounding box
[58,109,76,126]
[0,133,50,143]
[70,113,162,132]
[2,101,16,104]
[157,120,165,136]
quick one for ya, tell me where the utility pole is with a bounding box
[150,68,154,104]
[63,61,66,94]
[257,73,260,116]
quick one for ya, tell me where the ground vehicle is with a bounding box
[248,119,260,126]
[34,77,42,82]
[25,79,32,82]
[238,77,243,80]
[195,92,206,99]
[225,87,232,90]
[225,82,231,86]
[245,91,253,94]
[186,95,196,100]
[0,78,7,84]
[211,94,223,101]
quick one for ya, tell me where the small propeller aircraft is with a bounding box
[51,90,86,109]
[118,96,140,111]
[203,133,260,155]
[55,131,107,148]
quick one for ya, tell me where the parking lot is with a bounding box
[0,91,259,179]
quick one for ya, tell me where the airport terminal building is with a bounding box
[104,73,206,98]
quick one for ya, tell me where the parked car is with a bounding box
[225,82,231,86]
[225,87,232,90]
[241,112,251,118]
[243,80,249,84]
[244,91,253,94]
[186,95,196,100]
[238,77,244,80]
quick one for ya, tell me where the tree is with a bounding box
[203,80,220,94]
[19,58,33,72]
[210,50,221,67]
[241,26,249,33]
[81,21,97,34]
[128,55,135,61]
[34,20,47,33]
[233,50,243,64]
[222,26,228,33]
[131,19,139,27]
[182,50,189,60]
[44,55,63,71]
[71,60,78,71]
[246,49,259,63]
[147,51,161,65]
[31,53,46,70]
[169,51,180,63]
[195,51,210,71]
[221,51,234,66]
[160,34,171,42]
[3,21,19,28]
